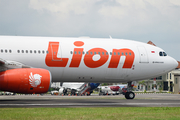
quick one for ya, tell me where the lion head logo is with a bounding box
[29,72,42,87]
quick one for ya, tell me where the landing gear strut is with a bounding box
[124,81,135,99]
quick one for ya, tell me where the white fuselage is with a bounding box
[0,36,178,83]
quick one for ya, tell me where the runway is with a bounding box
[0,94,180,107]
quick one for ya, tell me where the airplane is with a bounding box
[99,85,120,95]
[58,82,100,96]
[0,36,178,99]
[58,82,84,95]
[99,84,127,95]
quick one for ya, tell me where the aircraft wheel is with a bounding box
[125,92,135,99]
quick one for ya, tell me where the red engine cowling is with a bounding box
[110,86,120,91]
[0,68,51,94]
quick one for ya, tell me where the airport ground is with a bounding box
[0,93,180,107]
[1,94,180,120]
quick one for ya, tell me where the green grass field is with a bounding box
[0,107,180,120]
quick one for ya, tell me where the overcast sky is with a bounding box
[0,0,180,60]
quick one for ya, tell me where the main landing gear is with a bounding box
[124,81,135,99]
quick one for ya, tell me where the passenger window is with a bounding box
[106,52,108,55]
[42,50,45,54]
[34,50,36,54]
[102,52,104,55]
[26,50,28,53]
[17,50,20,53]
[5,50,7,53]
[94,52,96,54]
[74,51,77,54]
[159,52,163,56]
[122,52,124,55]
[110,52,112,55]
[22,50,24,53]
[90,52,92,55]
[70,51,73,54]
[1,49,3,53]
[129,52,131,56]
[30,50,32,53]
[38,50,41,54]
[98,52,100,55]
[114,52,116,55]
[9,50,12,53]
[118,52,120,55]
[125,52,128,55]
[82,51,85,54]
[86,52,89,55]
[78,51,81,54]
[46,51,49,54]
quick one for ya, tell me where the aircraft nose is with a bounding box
[173,59,178,68]
[170,57,178,69]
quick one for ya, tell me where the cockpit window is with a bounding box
[163,52,167,56]
[159,51,167,56]
[159,52,163,56]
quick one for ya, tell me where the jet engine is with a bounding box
[0,68,51,94]
[110,86,120,91]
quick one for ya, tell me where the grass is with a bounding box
[0,107,180,120]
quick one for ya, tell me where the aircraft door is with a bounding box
[51,43,62,61]
[46,42,67,80]
[137,46,149,63]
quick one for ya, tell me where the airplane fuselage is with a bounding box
[0,36,177,83]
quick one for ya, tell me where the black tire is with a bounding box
[125,92,129,99]
[125,92,135,99]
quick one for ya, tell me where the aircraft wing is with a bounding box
[0,58,31,72]
[0,58,6,65]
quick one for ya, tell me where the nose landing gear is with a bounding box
[124,81,135,99]
[125,91,135,99]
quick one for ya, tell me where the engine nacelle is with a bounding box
[0,68,52,94]
[110,86,120,91]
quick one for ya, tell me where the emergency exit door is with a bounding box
[137,46,149,63]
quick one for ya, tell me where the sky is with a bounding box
[0,0,180,60]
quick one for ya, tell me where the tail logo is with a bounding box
[29,72,42,87]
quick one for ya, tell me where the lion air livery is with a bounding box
[0,36,178,99]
